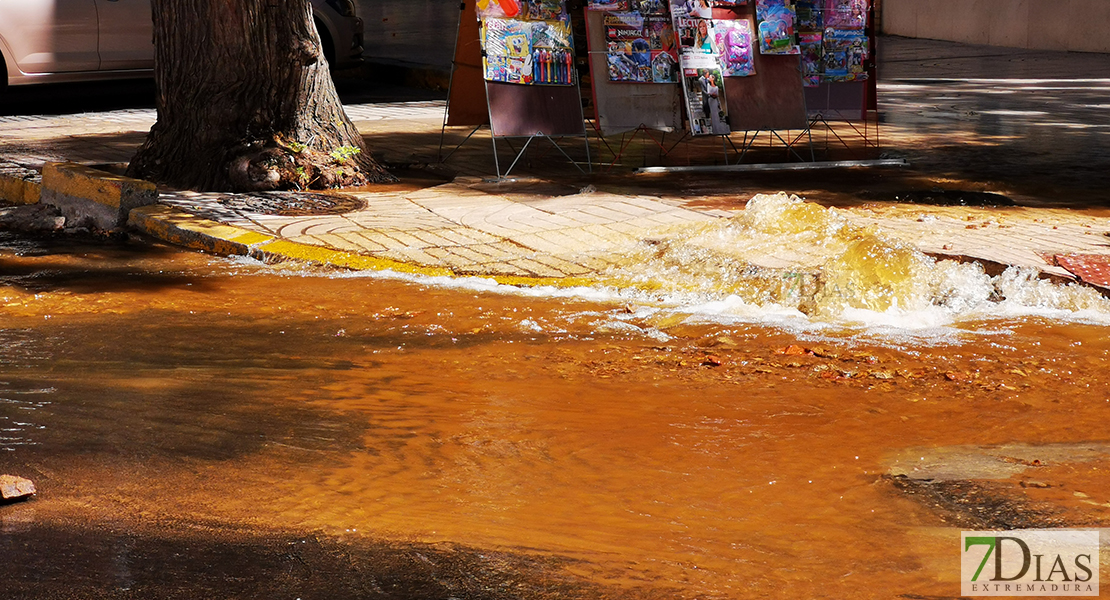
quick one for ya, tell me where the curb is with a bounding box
[0,163,42,205]
[40,162,158,229]
[126,204,597,288]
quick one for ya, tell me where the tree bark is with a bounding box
[128,0,393,192]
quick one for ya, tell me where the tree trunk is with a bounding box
[128,0,393,192]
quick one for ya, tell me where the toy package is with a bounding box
[531,19,575,84]
[756,0,799,55]
[798,31,822,86]
[714,19,755,77]
[680,53,730,135]
[669,0,713,19]
[823,0,868,30]
[651,50,680,82]
[822,27,867,81]
[527,0,567,21]
[795,0,822,31]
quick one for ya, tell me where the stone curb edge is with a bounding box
[127,205,596,288]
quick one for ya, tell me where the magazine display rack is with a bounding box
[441,0,591,179]
[442,0,880,175]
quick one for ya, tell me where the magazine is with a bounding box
[714,19,755,77]
[646,17,677,52]
[669,0,712,19]
[680,53,730,135]
[823,0,868,30]
[675,17,717,55]
[798,31,822,86]
[631,0,669,15]
[483,19,533,83]
[606,12,652,82]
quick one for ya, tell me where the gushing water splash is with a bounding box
[601,193,1110,329]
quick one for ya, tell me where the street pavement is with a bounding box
[1,36,1109,288]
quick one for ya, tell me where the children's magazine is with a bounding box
[823,0,867,30]
[483,18,534,84]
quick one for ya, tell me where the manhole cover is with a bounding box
[217,192,365,216]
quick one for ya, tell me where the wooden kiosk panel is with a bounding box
[486,83,587,137]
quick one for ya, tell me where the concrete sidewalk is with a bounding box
[2,37,1110,289]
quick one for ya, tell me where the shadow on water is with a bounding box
[0,232,214,295]
[0,520,663,600]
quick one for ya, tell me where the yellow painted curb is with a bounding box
[0,172,41,205]
[256,239,455,277]
[131,205,603,289]
[129,205,274,256]
[42,162,155,209]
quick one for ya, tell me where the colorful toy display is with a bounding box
[479,0,576,85]
[714,20,755,77]
[755,0,799,55]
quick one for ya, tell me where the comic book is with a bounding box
[675,17,717,55]
[755,0,799,55]
[669,0,712,19]
[680,53,729,135]
[821,28,867,81]
[483,19,534,83]
[798,31,822,86]
[714,19,755,77]
[712,0,748,6]
[823,0,868,30]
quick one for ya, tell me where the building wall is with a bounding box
[881,0,1110,53]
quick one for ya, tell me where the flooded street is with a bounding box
[3,217,1109,598]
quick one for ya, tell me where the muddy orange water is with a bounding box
[1,230,1108,599]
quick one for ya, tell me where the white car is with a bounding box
[0,0,364,86]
